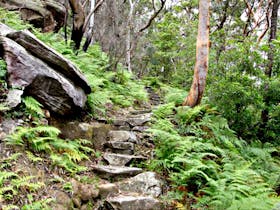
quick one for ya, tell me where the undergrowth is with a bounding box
[149,103,280,209]
[1,96,95,208]
[5,125,93,174]
[0,8,148,118]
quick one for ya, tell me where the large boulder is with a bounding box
[0,35,87,115]
[0,0,66,32]
[0,23,16,36]
[7,29,91,93]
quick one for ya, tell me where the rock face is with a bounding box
[7,30,91,94]
[0,0,66,32]
[0,24,91,115]
[105,195,161,210]
[118,172,163,197]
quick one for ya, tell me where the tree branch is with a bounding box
[138,0,166,33]
[82,0,104,32]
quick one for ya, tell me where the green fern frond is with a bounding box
[22,96,44,118]
[153,102,175,119]
[0,153,21,169]
[0,172,18,186]
[26,151,43,163]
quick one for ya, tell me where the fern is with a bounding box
[22,96,44,118]
[5,125,92,173]
[150,103,280,208]
[153,102,175,119]
[11,176,44,192]
[22,198,53,210]
[0,172,18,186]
[26,151,43,163]
[0,153,21,169]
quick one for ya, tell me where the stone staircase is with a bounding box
[50,107,163,209]
[92,110,163,210]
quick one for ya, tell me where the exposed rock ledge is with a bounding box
[0,23,91,115]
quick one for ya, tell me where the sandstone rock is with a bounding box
[79,184,99,201]
[70,179,99,202]
[113,113,152,128]
[51,204,68,210]
[50,121,113,149]
[126,113,152,127]
[118,172,163,197]
[108,130,137,143]
[92,165,143,178]
[113,118,130,127]
[0,23,16,36]
[98,183,119,198]
[7,30,91,93]
[0,0,66,32]
[130,109,152,115]
[105,194,161,210]
[5,89,23,108]
[105,141,134,155]
[53,190,72,209]
[0,36,87,115]
[72,197,81,208]
[103,153,146,166]
[132,126,149,132]
[1,119,23,134]
[52,121,93,140]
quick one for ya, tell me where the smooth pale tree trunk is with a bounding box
[83,0,96,51]
[68,0,85,50]
[126,0,135,73]
[183,0,210,107]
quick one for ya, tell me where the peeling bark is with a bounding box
[183,0,210,107]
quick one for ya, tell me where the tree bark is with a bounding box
[266,0,280,77]
[83,0,96,52]
[68,0,85,50]
[125,0,135,73]
[183,0,210,107]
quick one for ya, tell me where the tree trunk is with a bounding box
[83,0,96,52]
[183,0,210,107]
[68,0,85,50]
[266,0,280,77]
[259,0,279,140]
[126,0,135,73]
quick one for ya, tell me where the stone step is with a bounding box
[113,113,152,127]
[108,130,137,143]
[104,194,161,210]
[104,141,134,155]
[130,109,152,115]
[117,172,162,197]
[92,165,143,178]
[103,153,146,166]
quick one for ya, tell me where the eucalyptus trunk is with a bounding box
[183,0,210,107]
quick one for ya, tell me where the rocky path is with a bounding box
[0,87,164,209]
[92,109,163,210]
[47,106,164,210]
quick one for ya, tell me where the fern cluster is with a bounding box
[0,154,48,210]
[34,30,148,116]
[5,125,93,173]
[1,8,148,118]
[150,104,280,209]
[22,96,44,119]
